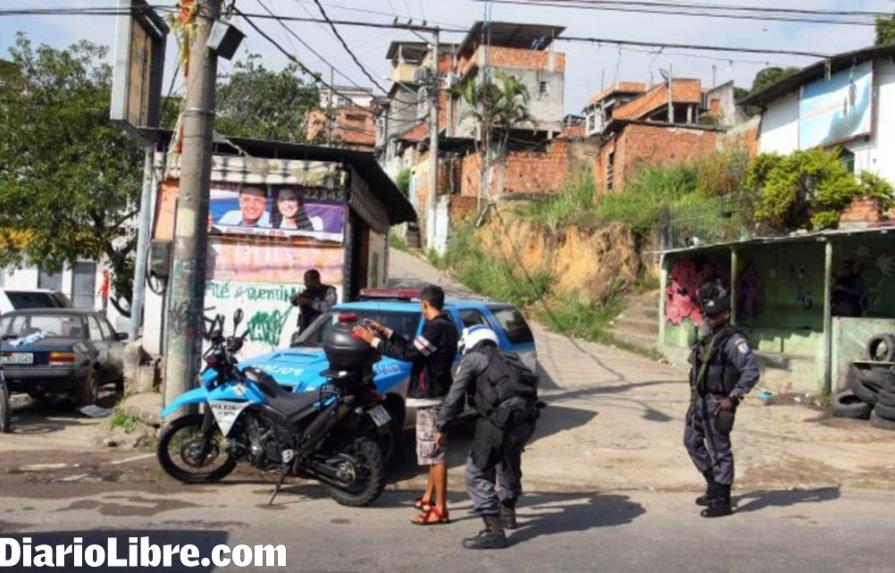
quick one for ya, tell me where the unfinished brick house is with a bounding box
[306,85,376,151]
[586,79,755,191]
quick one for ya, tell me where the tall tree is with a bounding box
[876,14,895,45]
[215,54,320,142]
[737,66,800,116]
[0,34,142,316]
[453,71,535,197]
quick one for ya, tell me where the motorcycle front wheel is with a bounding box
[324,437,386,507]
[157,413,236,483]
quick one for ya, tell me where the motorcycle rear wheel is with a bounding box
[324,437,386,507]
[157,413,237,483]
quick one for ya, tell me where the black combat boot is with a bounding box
[696,470,717,506]
[462,515,508,550]
[700,484,733,518]
[499,501,518,530]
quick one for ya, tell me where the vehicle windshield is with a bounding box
[0,314,85,340]
[294,309,422,348]
[4,291,66,310]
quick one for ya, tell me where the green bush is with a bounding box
[395,168,411,197]
[858,171,895,210]
[750,148,863,230]
[514,169,597,232]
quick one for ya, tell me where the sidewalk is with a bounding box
[389,249,895,492]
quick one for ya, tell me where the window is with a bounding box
[294,310,422,348]
[0,314,83,339]
[4,291,62,310]
[459,309,488,329]
[87,316,103,342]
[538,81,549,97]
[489,306,534,345]
[38,268,62,291]
[840,148,856,173]
[607,151,615,191]
[71,262,96,309]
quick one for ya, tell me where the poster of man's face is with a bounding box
[209,182,346,241]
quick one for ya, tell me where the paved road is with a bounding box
[0,479,892,572]
[1,249,893,571]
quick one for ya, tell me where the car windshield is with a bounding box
[4,291,65,310]
[295,309,422,348]
[0,314,85,340]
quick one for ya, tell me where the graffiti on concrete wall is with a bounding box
[841,246,895,316]
[665,258,765,325]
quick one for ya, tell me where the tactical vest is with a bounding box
[693,324,743,396]
[470,344,538,417]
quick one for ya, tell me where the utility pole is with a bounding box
[163,0,221,409]
[426,29,440,251]
[667,63,674,123]
[327,65,335,146]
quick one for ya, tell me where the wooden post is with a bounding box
[729,247,738,326]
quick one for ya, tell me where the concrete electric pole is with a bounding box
[426,29,440,251]
[163,0,222,409]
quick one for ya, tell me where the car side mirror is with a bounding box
[233,309,244,330]
[115,332,129,341]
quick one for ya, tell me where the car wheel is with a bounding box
[77,369,100,407]
[830,390,872,420]
[0,382,10,433]
[114,377,125,395]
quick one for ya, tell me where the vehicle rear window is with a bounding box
[5,291,63,310]
[490,307,534,345]
[295,309,422,348]
[0,314,84,339]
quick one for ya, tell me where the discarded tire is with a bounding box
[851,378,880,405]
[873,401,895,422]
[831,390,872,419]
[866,334,895,362]
[870,410,895,431]
[876,389,895,408]
[858,368,895,392]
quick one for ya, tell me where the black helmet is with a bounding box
[699,281,730,318]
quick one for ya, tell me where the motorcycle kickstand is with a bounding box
[268,464,290,506]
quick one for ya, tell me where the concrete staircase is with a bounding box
[609,291,661,349]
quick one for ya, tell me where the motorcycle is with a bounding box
[156,309,389,506]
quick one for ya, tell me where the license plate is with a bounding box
[369,405,391,427]
[1,352,33,365]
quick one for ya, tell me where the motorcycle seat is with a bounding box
[244,367,320,418]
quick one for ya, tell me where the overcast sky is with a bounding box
[1,0,892,114]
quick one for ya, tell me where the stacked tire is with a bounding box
[832,334,895,430]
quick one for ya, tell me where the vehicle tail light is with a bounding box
[48,352,75,366]
[339,312,359,324]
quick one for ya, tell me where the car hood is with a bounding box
[239,347,411,394]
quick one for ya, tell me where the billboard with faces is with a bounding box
[208,182,346,242]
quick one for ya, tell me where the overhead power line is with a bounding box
[477,0,880,26]
[556,34,832,59]
[311,0,388,93]
[514,0,892,18]
[256,0,365,91]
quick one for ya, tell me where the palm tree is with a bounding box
[452,71,536,201]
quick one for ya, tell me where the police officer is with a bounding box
[684,281,760,517]
[435,325,540,549]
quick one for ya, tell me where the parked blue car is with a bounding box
[238,290,538,432]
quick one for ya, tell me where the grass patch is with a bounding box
[110,410,139,433]
[388,230,410,252]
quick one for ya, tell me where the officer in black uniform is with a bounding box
[436,325,540,549]
[684,281,760,518]
[291,269,337,335]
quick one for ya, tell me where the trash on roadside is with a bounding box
[79,405,113,418]
[756,390,773,404]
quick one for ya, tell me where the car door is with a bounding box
[86,315,111,382]
[98,316,124,378]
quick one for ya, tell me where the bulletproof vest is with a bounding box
[470,344,538,416]
[694,324,742,396]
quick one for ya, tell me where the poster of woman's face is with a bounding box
[209,182,346,242]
